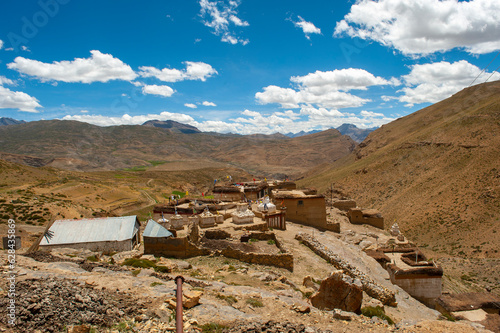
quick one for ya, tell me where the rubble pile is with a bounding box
[225,320,330,333]
[0,278,142,332]
[295,233,397,306]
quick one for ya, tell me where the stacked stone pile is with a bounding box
[295,232,397,306]
[0,278,142,332]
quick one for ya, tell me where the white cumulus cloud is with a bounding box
[334,0,500,56]
[0,40,3,50]
[202,101,217,106]
[292,16,322,40]
[0,76,15,86]
[139,61,217,83]
[398,60,500,106]
[7,50,137,83]
[0,86,42,112]
[62,111,196,127]
[142,84,175,97]
[199,0,249,45]
[185,103,198,109]
[60,107,395,135]
[256,68,395,109]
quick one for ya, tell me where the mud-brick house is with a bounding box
[39,216,141,252]
[213,186,242,201]
[268,181,297,191]
[273,190,338,232]
[385,250,443,307]
[348,208,384,229]
[243,182,269,201]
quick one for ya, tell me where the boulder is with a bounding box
[292,303,311,313]
[332,308,356,321]
[176,261,192,270]
[303,275,318,290]
[358,240,373,250]
[183,290,203,309]
[310,270,362,313]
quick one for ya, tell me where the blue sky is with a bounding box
[1,0,499,134]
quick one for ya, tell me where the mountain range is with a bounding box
[285,124,376,142]
[0,117,26,126]
[0,119,356,176]
[142,119,201,134]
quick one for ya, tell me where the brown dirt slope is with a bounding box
[299,81,500,259]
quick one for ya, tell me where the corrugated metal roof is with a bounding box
[143,219,173,238]
[40,216,140,246]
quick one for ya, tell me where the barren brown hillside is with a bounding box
[299,81,500,260]
[0,121,355,176]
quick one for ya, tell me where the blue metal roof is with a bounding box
[40,216,140,246]
[143,219,173,238]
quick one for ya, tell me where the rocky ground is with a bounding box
[0,220,495,332]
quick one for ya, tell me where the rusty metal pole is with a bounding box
[175,275,185,333]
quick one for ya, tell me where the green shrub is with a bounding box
[154,265,170,273]
[150,282,163,287]
[361,306,394,325]
[216,294,238,305]
[86,255,99,262]
[122,258,156,269]
[441,313,456,322]
[249,238,258,243]
[461,274,472,281]
[131,269,141,277]
[200,323,228,333]
[267,239,276,245]
[246,298,263,307]
[302,291,313,299]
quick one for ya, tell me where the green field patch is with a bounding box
[147,160,167,167]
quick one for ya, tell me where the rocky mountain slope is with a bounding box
[142,119,201,134]
[0,121,355,176]
[0,117,25,126]
[336,123,376,143]
[298,81,500,260]
[286,124,375,143]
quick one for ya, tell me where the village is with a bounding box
[3,179,499,332]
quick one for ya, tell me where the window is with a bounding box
[298,200,304,206]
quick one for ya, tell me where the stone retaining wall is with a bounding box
[295,232,397,306]
[217,246,293,271]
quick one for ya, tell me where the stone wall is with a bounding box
[203,229,231,240]
[332,199,356,211]
[210,231,294,271]
[233,222,269,231]
[144,236,210,258]
[295,232,396,306]
[40,239,135,253]
[144,223,209,258]
[145,226,293,270]
[218,247,293,271]
[325,222,340,233]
